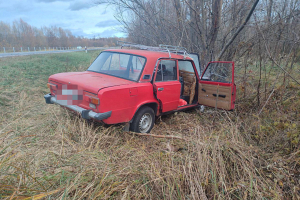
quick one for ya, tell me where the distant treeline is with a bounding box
[0,19,121,48]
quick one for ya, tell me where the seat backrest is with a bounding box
[179,76,184,97]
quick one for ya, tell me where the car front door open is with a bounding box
[198,61,236,110]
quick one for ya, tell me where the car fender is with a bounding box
[130,101,160,123]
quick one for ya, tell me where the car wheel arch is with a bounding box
[130,102,158,123]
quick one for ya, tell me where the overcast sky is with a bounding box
[0,0,125,38]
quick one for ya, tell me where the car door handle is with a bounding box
[213,94,226,98]
[158,87,164,91]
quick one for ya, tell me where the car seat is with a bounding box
[179,76,184,99]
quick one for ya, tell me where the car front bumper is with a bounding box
[44,93,111,121]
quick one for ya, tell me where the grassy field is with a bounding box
[0,51,299,199]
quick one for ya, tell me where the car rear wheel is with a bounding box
[130,106,155,133]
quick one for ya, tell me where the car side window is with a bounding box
[178,60,194,72]
[155,60,177,82]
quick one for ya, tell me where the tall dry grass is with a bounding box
[0,52,299,199]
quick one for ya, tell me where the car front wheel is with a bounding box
[130,106,155,133]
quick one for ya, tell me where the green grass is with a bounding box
[0,51,101,119]
[0,51,100,88]
[0,51,299,199]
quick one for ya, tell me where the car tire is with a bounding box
[130,106,155,133]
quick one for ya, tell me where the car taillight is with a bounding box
[89,96,100,105]
[47,83,57,90]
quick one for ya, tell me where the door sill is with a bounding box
[176,103,198,111]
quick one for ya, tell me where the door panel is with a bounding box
[199,61,235,110]
[198,83,232,110]
[154,81,181,112]
[153,59,180,113]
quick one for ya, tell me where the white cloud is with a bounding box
[95,19,120,28]
[99,29,125,37]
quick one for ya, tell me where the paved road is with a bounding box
[0,47,109,58]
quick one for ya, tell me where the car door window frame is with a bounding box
[200,61,234,84]
[153,59,178,82]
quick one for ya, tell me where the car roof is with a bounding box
[104,49,193,60]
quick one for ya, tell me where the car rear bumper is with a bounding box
[44,93,111,121]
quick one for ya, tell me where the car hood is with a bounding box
[49,71,134,94]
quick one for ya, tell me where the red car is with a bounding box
[44,44,236,133]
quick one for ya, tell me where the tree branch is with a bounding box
[126,132,186,140]
[217,0,260,61]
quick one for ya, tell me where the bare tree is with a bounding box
[99,0,262,68]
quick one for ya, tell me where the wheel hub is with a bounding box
[139,113,152,133]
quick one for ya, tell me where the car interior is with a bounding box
[178,60,198,106]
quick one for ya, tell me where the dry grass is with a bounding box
[0,52,299,199]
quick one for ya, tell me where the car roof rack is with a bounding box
[118,41,190,59]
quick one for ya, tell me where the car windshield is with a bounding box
[87,51,146,81]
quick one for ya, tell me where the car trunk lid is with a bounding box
[49,71,134,94]
[48,71,134,111]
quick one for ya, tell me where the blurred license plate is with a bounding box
[56,84,83,105]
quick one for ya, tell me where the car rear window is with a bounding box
[88,51,146,81]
